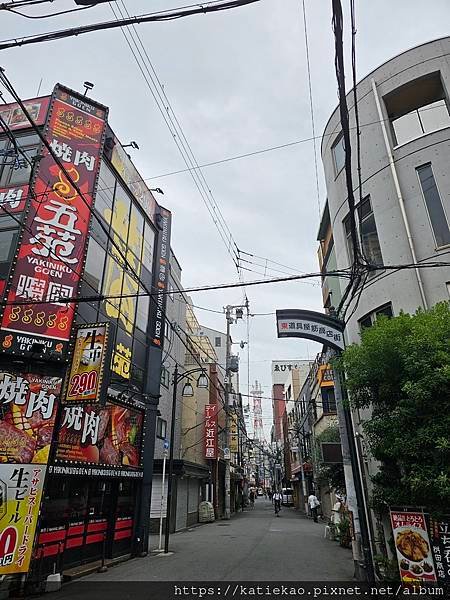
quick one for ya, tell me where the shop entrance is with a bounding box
[35,475,138,573]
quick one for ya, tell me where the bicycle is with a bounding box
[274,500,281,517]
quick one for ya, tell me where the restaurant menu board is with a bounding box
[391,510,437,583]
[55,402,143,469]
[0,85,107,358]
[65,323,109,403]
[0,372,61,465]
[427,516,450,584]
[0,464,46,574]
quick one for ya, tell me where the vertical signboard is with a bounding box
[391,510,437,583]
[427,516,450,585]
[149,206,172,349]
[204,404,218,459]
[0,84,108,358]
[65,323,109,402]
[230,411,238,453]
[0,371,61,574]
[0,464,46,574]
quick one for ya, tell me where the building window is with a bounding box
[164,320,172,342]
[0,227,19,279]
[416,164,450,248]
[0,134,40,188]
[358,302,393,330]
[343,197,383,268]
[357,197,383,266]
[384,72,450,146]
[331,132,345,175]
[156,417,167,439]
[161,366,170,388]
[214,337,221,348]
[321,387,336,414]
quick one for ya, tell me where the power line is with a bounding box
[0,0,263,50]
[301,0,321,217]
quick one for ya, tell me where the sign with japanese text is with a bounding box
[55,402,143,470]
[204,404,218,460]
[427,515,450,584]
[66,323,109,403]
[390,510,437,583]
[230,411,238,453]
[107,132,156,225]
[318,364,334,387]
[0,464,45,574]
[0,184,29,215]
[0,84,108,358]
[276,309,345,352]
[0,372,62,465]
[149,206,172,348]
[0,96,50,132]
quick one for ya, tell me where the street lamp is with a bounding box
[164,364,208,554]
[122,140,139,150]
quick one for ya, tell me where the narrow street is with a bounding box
[86,500,353,581]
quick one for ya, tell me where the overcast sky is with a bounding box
[2,0,449,439]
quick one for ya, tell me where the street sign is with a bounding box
[223,448,231,460]
[164,439,169,450]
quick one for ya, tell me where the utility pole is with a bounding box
[223,302,248,519]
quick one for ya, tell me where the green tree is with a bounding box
[337,302,450,514]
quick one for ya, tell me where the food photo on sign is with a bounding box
[0,372,61,464]
[55,402,143,468]
[390,510,437,583]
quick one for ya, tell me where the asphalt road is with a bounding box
[89,498,354,581]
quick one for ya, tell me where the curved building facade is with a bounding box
[320,36,450,344]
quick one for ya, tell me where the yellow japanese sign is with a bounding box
[66,324,109,402]
[111,343,132,380]
[0,464,45,574]
[230,412,238,453]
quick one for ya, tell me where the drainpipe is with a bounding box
[371,78,428,310]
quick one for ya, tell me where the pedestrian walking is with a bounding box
[308,493,320,522]
[249,489,255,509]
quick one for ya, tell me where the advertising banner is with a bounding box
[55,402,143,469]
[149,206,172,349]
[0,464,46,574]
[0,184,29,215]
[0,372,62,465]
[65,323,109,403]
[0,96,50,132]
[427,515,450,584]
[390,510,437,583]
[0,84,108,358]
[204,404,218,460]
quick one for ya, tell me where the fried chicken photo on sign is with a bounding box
[396,530,429,562]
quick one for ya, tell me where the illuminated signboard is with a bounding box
[0,84,108,358]
[0,371,62,465]
[66,323,109,402]
[55,402,143,470]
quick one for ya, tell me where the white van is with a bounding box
[281,488,294,506]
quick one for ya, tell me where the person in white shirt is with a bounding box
[308,493,320,522]
[273,491,282,514]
